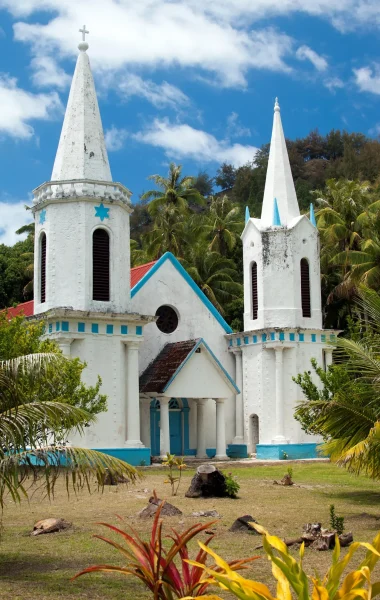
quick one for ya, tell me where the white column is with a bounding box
[160,396,170,458]
[125,342,144,448]
[140,397,151,449]
[273,346,286,443]
[215,398,228,460]
[196,399,208,458]
[57,339,73,357]
[325,348,333,369]
[232,350,244,444]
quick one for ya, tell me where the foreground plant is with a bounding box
[185,524,380,600]
[162,452,186,496]
[73,502,256,599]
[0,353,138,508]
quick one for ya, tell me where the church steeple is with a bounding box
[51,30,112,182]
[260,98,300,227]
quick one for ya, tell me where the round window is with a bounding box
[155,305,178,334]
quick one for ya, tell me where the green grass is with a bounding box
[1,462,380,599]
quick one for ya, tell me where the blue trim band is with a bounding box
[131,252,233,334]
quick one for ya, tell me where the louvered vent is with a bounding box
[93,229,110,301]
[40,233,46,303]
[251,262,258,320]
[300,258,311,318]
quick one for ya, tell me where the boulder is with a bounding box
[229,515,259,533]
[138,495,182,518]
[185,464,227,498]
[32,518,71,536]
[339,532,354,547]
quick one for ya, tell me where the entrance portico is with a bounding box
[139,338,239,459]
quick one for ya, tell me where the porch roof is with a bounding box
[139,338,239,397]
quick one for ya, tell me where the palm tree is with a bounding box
[181,248,242,315]
[295,286,380,479]
[0,353,137,507]
[332,233,380,290]
[142,163,204,217]
[193,196,243,256]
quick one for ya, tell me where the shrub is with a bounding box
[330,504,345,535]
[186,524,380,600]
[224,472,240,498]
[73,502,256,599]
[162,452,186,496]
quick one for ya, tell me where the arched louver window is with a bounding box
[93,229,110,301]
[251,262,258,320]
[300,258,311,318]
[40,233,46,304]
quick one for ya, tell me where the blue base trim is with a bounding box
[256,443,320,460]
[207,448,216,458]
[227,444,248,459]
[185,449,197,456]
[94,448,151,466]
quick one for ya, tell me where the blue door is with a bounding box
[169,411,182,455]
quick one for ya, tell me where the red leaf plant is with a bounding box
[73,499,258,599]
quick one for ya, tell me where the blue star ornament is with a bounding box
[94,203,110,222]
[39,209,47,225]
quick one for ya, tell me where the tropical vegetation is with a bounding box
[185,524,380,600]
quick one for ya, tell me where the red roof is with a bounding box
[4,261,157,318]
[5,300,34,318]
[130,260,157,289]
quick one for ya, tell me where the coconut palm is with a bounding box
[181,248,242,315]
[295,286,380,479]
[332,233,380,290]
[0,353,137,508]
[193,196,243,256]
[142,163,204,217]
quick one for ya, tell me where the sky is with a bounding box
[1,0,380,245]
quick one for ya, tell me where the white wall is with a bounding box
[242,216,322,331]
[34,198,131,315]
[131,259,236,449]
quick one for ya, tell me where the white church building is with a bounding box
[10,35,337,465]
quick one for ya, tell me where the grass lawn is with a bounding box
[1,462,380,599]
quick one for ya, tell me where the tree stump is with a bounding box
[185,464,227,498]
[138,495,183,518]
[339,532,353,547]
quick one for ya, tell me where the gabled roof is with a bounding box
[131,260,157,288]
[5,300,34,318]
[140,338,239,394]
[4,254,233,335]
[140,339,198,393]
[131,252,233,334]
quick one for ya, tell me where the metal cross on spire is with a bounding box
[79,25,89,41]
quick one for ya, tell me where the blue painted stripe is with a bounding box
[62,321,69,332]
[279,331,285,341]
[311,333,316,342]
[78,322,85,333]
[106,324,113,334]
[131,252,233,334]
[270,332,275,341]
[289,333,295,341]
[136,325,143,335]
[91,323,99,334]
[163,338,240,394]
[121,325,128,335]
[253,335,257,343]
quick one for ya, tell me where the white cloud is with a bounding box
[0,201,33,245]
[226,112,251,137]
[6,2,294,88]
[31,56,71,89]
[0,74,62,139]
[324,76,344,91]
[296,45,328,71]
[354,64,380,95]
[368,123,380,136]
[133,118,258,166]
[116,73,190,109]
[105,126,129,151]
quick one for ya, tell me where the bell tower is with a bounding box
[30,29,154,464]
[226,99,337,459]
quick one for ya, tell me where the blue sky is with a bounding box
[1,0,380,244]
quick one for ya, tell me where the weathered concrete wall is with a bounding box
[34,198,131,315]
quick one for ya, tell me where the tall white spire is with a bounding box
[260,98,299,227]
[51,31,112,182]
